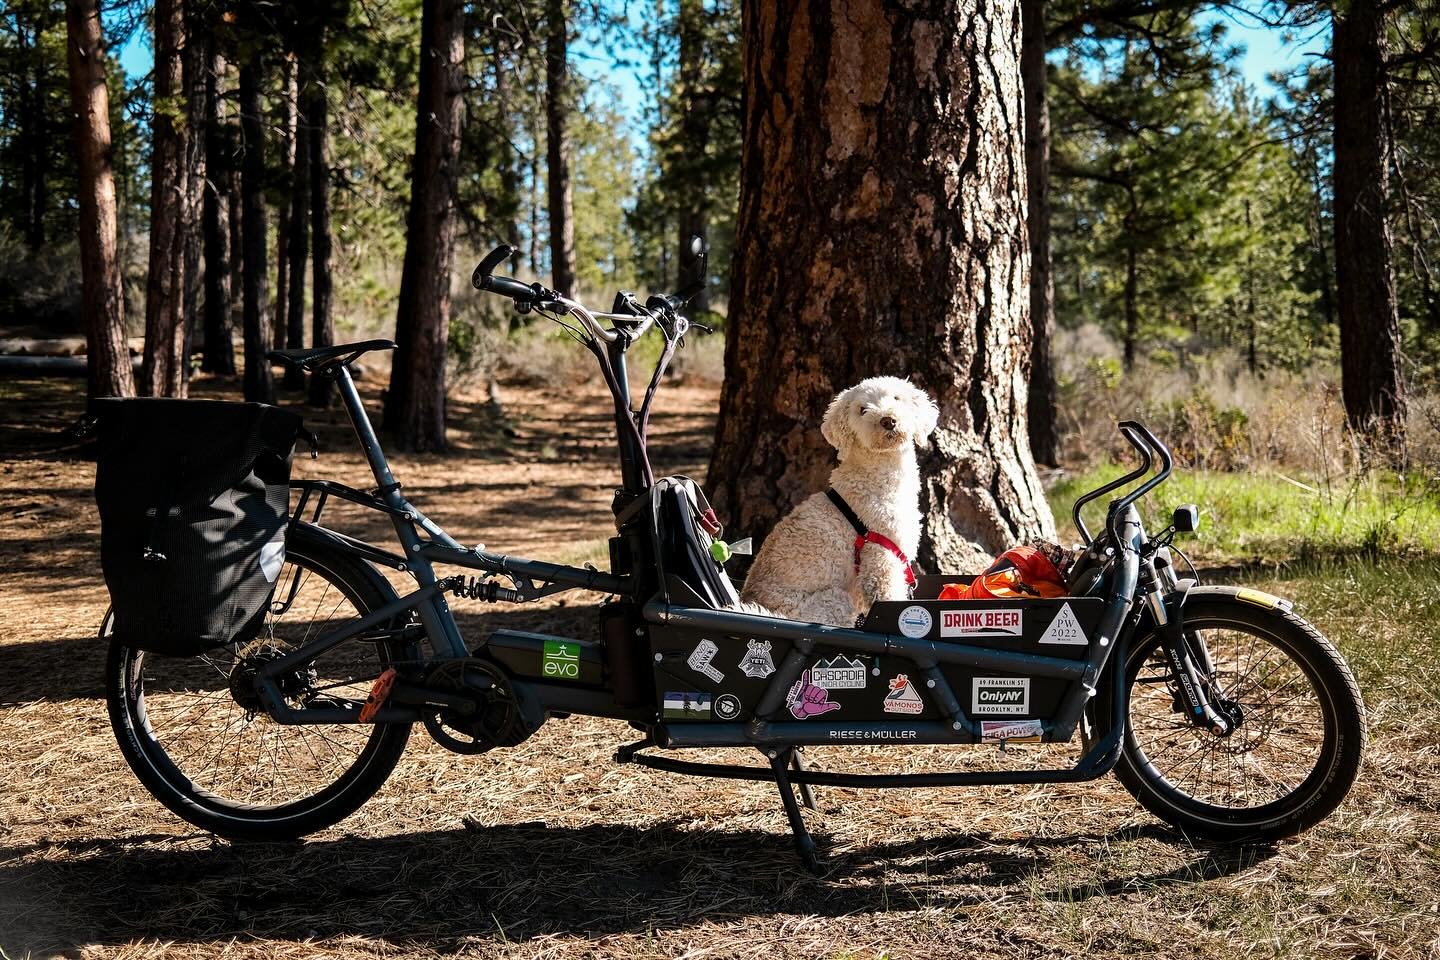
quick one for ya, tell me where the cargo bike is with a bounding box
[96,245,1367,872]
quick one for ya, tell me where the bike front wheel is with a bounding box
[105,532,415,840]
[1115,587,1367,843]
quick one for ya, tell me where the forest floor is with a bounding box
[0,371,1437,959]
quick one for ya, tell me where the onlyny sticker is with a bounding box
[687,638,724,682]
[739,639,776,679]
[662,691,712,719]
[972,677,1030,715]
[810,655,866,689]
[980,719,1043,742]
[883,674,924,715]
[1038,603,1087,645]
[941,608,1023,637]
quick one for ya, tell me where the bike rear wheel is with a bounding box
[1115,587,1366,843]
[106,533,415,840]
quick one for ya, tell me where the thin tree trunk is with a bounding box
[64,0,133,398]
[238,56,273,404]
[179,9,206,391]
[1122,240,1138,372]
[1244,198,1258,375]
[227,153,244,337]
[545,0,576,295]
[675,0,712,313]
[140,0,190,398]
[201,46,235,374]
[308,50,335,409]
[1021,0,1058,466]
[1333,0,1406,452]
[274,52,297,366]
[384,0,464,449]
[709,0,1052,572]
[285,54,311,392]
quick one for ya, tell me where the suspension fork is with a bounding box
[1144,567,1232,735]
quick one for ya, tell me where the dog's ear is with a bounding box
[909,388,940,440]
[821,388,857,456]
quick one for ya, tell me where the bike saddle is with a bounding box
[268,339,397,373]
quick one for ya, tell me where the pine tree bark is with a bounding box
[284,53,311,392]
[1021,0,1058,466]
[179,9,206,391]
[545,0,576,295]
[274,52,297,366]
[238,55,274,404]
[201,46,235,374]
[64,0,134,398]
[709,0,1053,573]
[140,0,190,398]
[307,51,335,409]
[384,0,464,448]
[675,0,712,313]
[1332,0,1406,451]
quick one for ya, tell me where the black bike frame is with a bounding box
[254,358,1206,793]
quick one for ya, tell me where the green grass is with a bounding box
[1048,464,1440,564]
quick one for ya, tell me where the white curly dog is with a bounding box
[740,377,939,626]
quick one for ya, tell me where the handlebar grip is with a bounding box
[471,244,514,290]
[482,275,536,302]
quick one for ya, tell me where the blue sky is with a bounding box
[115,12,1323,131]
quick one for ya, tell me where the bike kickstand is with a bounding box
[791,747,818,811]
[770,748,823,874]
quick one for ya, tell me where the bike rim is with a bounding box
[1126,614,1337,818]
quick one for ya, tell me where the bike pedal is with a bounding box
[359,667,399,723]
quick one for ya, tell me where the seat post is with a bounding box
[334,365,399,496]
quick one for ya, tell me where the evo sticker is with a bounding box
[980,719,1043,742]
[543,639,581,680]
[787,670,841,719]
[662,691,712,720]
[897,605,933,639]
[883,674,924,715]
[687,638,724,683]
[811,655,867,689]
[941,608,1023,638]
[1038,603,1088,645]
[714,693,742,720]
[739,639,776,679]
[972,677,1030,715]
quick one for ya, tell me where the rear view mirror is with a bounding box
[688,234,709,257]
[1172,504,1200,534]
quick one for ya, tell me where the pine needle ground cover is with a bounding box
[1,377,1436,959]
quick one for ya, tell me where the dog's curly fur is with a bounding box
[740,377,939,626]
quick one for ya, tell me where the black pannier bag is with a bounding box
[93,398,304,656]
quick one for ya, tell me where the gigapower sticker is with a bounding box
[980,719,1043,742]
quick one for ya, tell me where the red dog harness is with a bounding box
[825,488,917,589]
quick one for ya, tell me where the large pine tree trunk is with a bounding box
[274,52,297,366]
[140,0,190,398]
[200,46,235,374]
[383,0,464,448]
[1021,0,1059,466]
[709,0,1052,573]
[675,0,712,313]
[178,9,206,392]
[1332,0,1406,451]
[64,0,133,399]
[545,0,576,295]
[238,56,274,404]
[307,52,335,410]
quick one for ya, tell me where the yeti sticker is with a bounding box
[739,639,776,679]
[972,677,1030,715]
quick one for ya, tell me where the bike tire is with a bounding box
[105,530,414,841]
[1114,587,1366,843]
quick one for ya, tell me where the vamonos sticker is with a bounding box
[941,608,1023,637]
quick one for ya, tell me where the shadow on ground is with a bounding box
[0,821,1274,953]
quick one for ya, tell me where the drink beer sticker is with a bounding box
[941,607,1023,637]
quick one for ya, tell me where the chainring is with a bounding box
[421,658,525,755]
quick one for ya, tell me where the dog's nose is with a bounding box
[880,416,897,431]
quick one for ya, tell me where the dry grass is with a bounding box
[1,372,1437,959]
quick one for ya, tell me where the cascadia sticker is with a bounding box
[811,655,867,689]
[896,605,933,638]
[980,719,1043,742]
[972,677,1029,715]
[1038,603,1087,645]
[942,608,1023,637]
[662,691,712,719]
